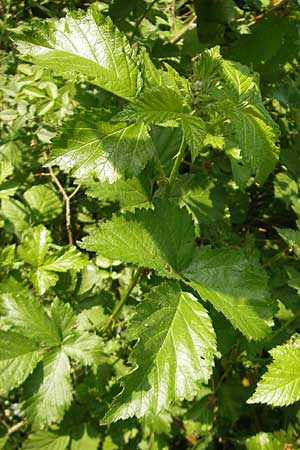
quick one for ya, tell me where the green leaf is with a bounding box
[24,185,62,222]
[18,225,51,266]
[221,60,260,105]
[24,350,73,429]
[43,247,87,272]
[0,331,42,395]
[276,227,300,258]
[103,281,216,422]
[64,333,103,365]
[52,112,155,183]
[30,268,59,295]
[15,8,140,99]
[50,299,77,341]
[182,247,274,340]
[82,200,195,279]
[0,278,60,345]
[181,116,206,161]
[248,336,300,406]
[118,86,184,123]
[228,106,279,184]
[1,197,30,236]
[85,175,152,211]
[245,432,285,450]
[22,431,70,450]
[71,424,100,450]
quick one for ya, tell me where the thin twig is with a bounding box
[44,152,80,245]
[8,419,27,435]
[170,15,197,44]
[235,0,289,24]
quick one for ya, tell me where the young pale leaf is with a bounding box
[18,224,51,266]
[245,432,285,450]
[82,200,195,279]
[14,9,140,99]
[63,333,103,365]
[248,336,300,406]
[0,278,60,345]
[103,281,216,422]
[24,350,73,429]
[43,247,87,272]
[22,431,70,450]
[52,112,155,183]
[182,247,274,340]
[0,331,42,395]
[30,268,59,296]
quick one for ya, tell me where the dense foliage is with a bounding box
[1,0,300,448]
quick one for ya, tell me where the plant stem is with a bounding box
[8,419,27,435]
[102,267,144,333]
[167,135,186,191]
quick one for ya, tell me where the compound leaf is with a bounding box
[248,336,300,407]
[103,281,216,422]
[182,247,274,340]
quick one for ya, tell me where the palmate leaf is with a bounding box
[103,281,216,422]
[182,247,274,340]
[52,112,155,183]
[24,350,73,429]
[14,8,140,99]
[82,200,195,279]
[248,336,300,407]
[0,331,42,395]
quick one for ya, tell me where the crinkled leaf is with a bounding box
[22,431,70,450]
[0,278,60,345]
[18,225,52,266]
[221,60,260,105]
[0,331,42,395]
[82,200,195,279]
[182,247,274,340]
[248,336,300,406]
[52,112,155,183]
[181,116,206,161]
[24,350,72,429]
[14,9,140,99]
[118,86,184,123]
[103,281,216,422]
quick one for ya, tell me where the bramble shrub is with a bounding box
[1,0,300,448]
